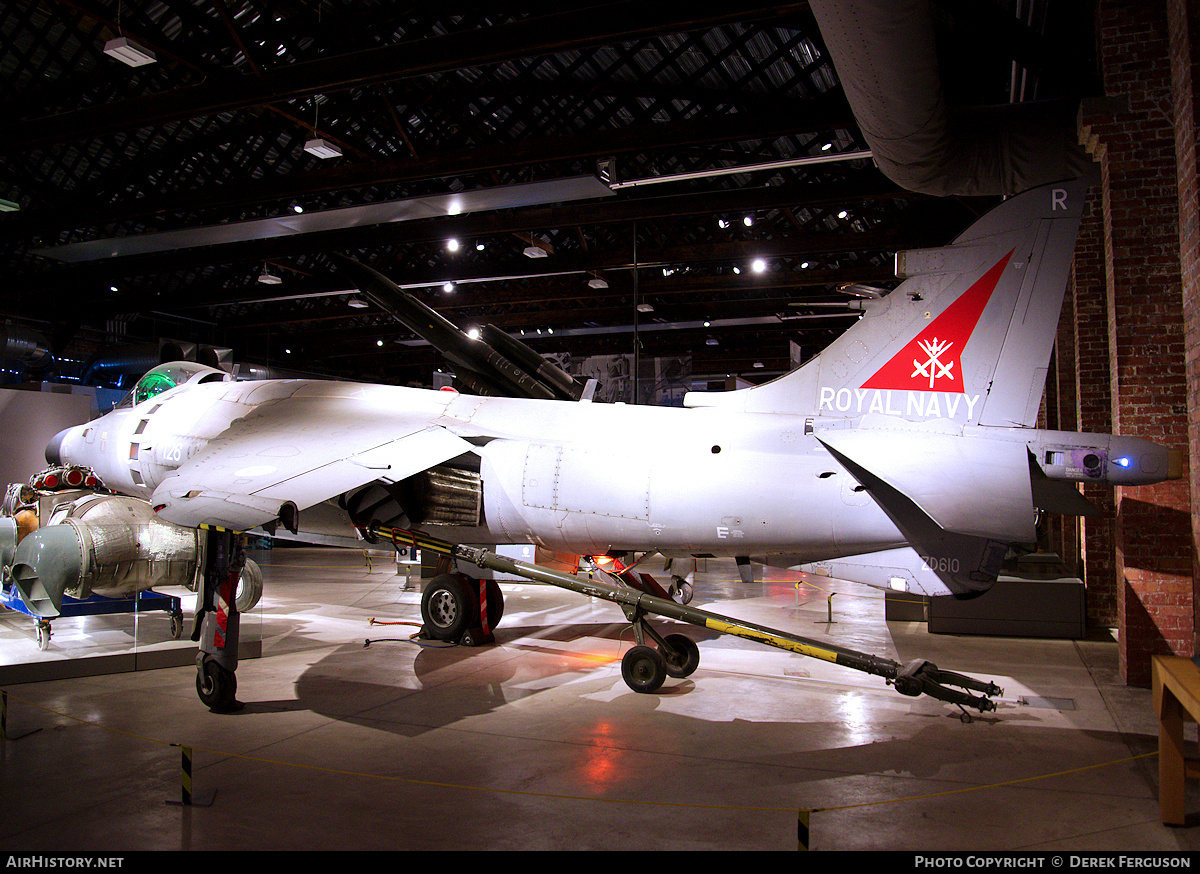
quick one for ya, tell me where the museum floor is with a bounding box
[0,547,1197,853]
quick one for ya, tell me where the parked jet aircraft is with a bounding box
[30,178,1180,709]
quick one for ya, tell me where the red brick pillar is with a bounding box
[1168,0,1200,653]
[1046,282,1080,572]
[1072,199,1119,627]
[1079,0,1194,686]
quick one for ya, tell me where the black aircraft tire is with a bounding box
[661,633,700,678]
[420,574,472,641]
[621,645,667,693]
[483,578,504,630]
[196,659,237,711]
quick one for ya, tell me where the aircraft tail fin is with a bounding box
[684,179,1089,426]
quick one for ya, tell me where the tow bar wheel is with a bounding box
[661,633,700,678]
[621,645,667,693]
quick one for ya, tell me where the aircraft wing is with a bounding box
[149,382,475,531]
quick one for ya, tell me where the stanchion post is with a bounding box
[166,744,216,807]
[1,690,41,741]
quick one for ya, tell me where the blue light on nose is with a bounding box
[1115,457,1132,468]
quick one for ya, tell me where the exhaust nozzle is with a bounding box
[10,525,83,618]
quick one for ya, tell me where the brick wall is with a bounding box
[1071,198,1118,625]
[1168,0,1200,653]
[1079,0,1195,686]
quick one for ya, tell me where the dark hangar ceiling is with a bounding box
[0,0,1097,395]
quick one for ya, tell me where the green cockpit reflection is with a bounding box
[133,370,178,404]
[125,361,229,407]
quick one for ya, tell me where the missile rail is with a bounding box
[380,527,1002,715]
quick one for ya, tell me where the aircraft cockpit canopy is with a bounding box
[121,362,232,408]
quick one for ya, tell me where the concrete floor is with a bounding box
[0,546,1197,853]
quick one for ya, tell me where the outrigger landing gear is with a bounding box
[192,527,243,712]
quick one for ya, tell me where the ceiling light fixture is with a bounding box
[447,238,460,252]
[523,245,548,258]
[303,138,342,159]
[588,276,609,289]
[347,298,368,309]
[0,199,20,213]
[257,270,282,285]
[103,37,157,67]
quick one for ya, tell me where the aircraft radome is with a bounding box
[26,178,1180,710]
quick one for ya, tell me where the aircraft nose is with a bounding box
[45,426,75,466]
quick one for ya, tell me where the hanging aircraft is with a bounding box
[26,178,1181,711]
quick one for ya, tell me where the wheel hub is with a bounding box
[431,590,459,627]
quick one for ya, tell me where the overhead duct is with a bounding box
[2,322,53,368]
[809,0,1093,196]
[81,342,185,386]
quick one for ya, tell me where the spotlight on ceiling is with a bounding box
[588,276,608,289]
[303,138,343,159]
[347,298,369,309]
[257,270,282,285]
[103,37,156,67]
[523,245,548,258]
[637,303,654,313]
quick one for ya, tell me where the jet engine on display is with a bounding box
[42,179,1183,712]
[0,467,262,651]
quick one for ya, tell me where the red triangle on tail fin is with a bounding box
[862,250,1014,394]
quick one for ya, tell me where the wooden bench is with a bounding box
[1152,655,1200,825]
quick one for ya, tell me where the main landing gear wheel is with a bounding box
[419,573,504,642]
[621,645,667,693]
[196,658,237,712]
